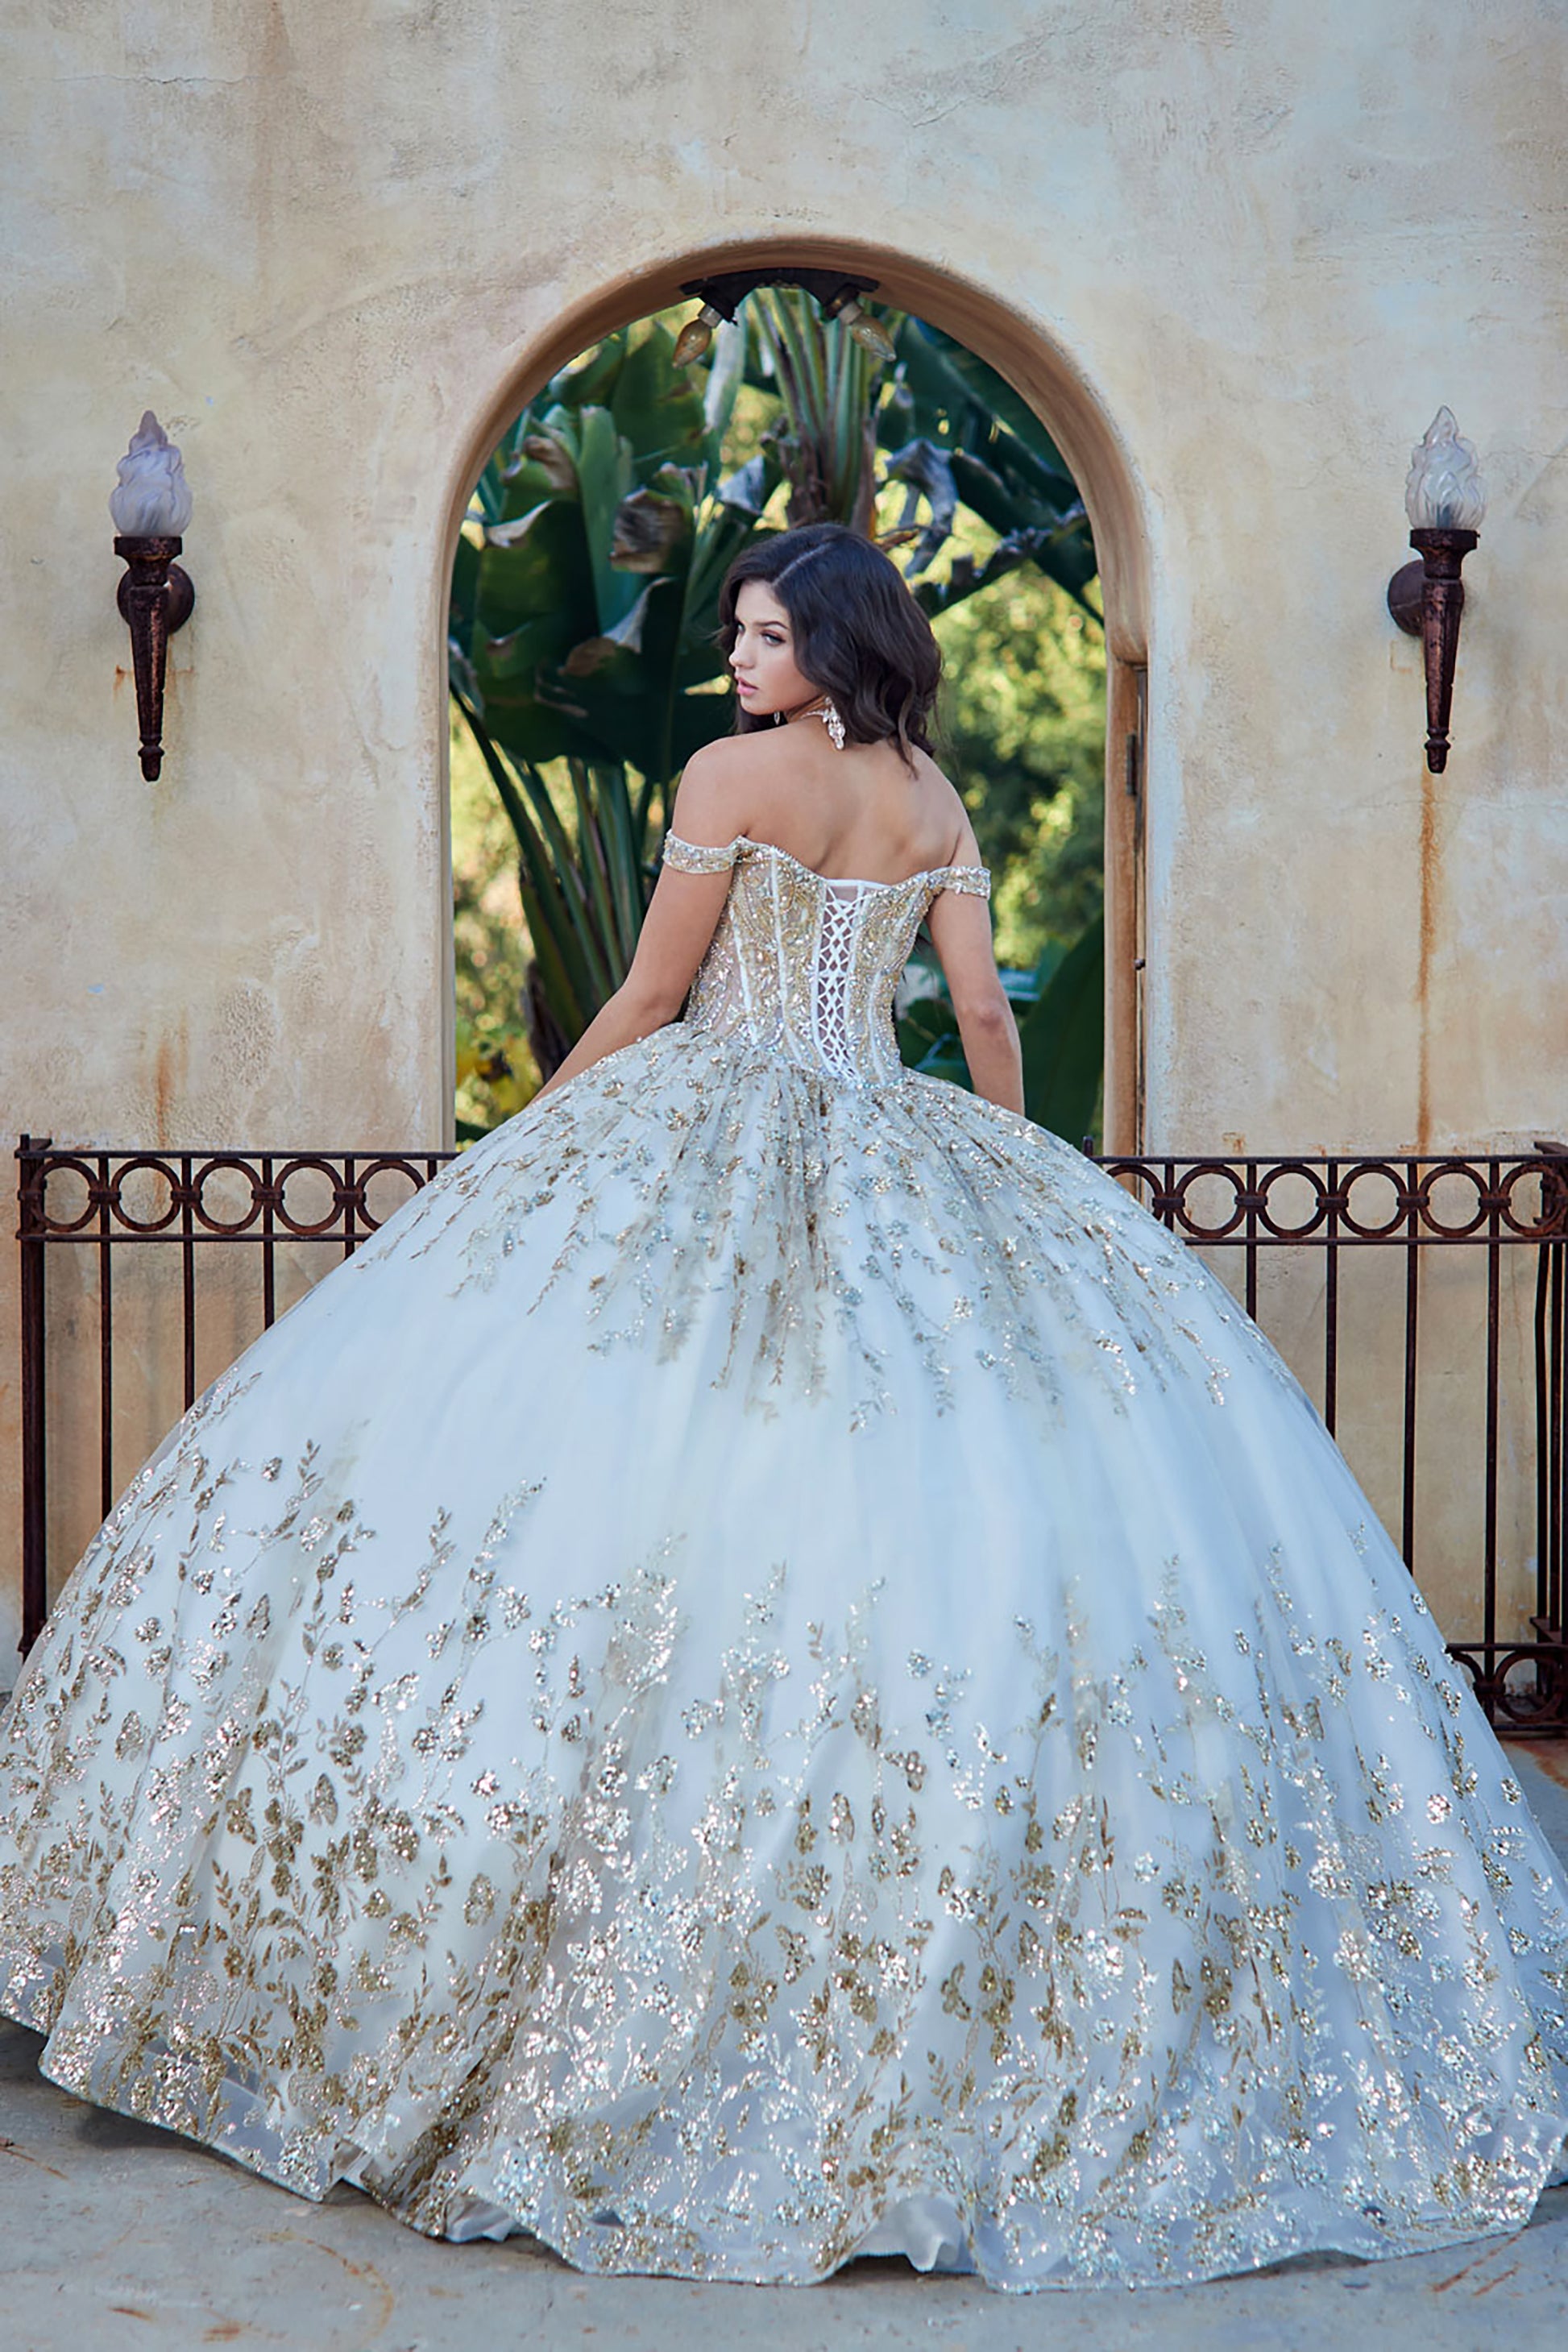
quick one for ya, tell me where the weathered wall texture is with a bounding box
[2,2,1566,1651]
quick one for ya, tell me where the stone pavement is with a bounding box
[3,1748,1566,2352]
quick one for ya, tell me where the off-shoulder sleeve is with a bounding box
[931,863,991,900]
[661,832,740,876]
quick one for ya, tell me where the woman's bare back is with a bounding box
[686,724,977,886]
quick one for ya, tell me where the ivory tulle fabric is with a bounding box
[1,832,1565,2290]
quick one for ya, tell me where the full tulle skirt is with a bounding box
[0,1026,1564,2288]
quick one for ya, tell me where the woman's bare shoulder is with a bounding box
[678,730,806,790]
[678,734,755,782]
[670,735,769,838]
[674,724,831,823]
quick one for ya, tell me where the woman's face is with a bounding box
[729,580,819,720]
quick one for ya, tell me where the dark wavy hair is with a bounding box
[718,524,941,762]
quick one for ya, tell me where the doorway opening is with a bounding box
[441,244,1148,1149]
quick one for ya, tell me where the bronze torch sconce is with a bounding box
[1386,408,1487,774]
[110,412,195,780]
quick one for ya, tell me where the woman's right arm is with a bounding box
[533,861,732,1101]
[533,744,748,1103]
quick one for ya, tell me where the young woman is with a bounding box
[0,525,1563,2289]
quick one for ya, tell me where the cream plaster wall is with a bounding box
[2,2,1566,1654]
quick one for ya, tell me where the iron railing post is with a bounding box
[17,1135,51,1656]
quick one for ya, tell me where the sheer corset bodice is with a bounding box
[662,832,990,1085]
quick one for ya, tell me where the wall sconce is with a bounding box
[1386,407,1487,774]
[110,411,194,780]
[670,270,898,367]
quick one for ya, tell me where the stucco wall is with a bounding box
[2,2,1566,1653]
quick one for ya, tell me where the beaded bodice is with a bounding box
[662,832,991,1085]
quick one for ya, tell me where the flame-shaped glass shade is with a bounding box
[838,299,898,363]
[674,305,725,368]
[1404,408,1487,532]
[110,411,194,536]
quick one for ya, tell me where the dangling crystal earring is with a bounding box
[819,698,846,750]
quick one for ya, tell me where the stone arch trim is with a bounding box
[438,235,1151,1147]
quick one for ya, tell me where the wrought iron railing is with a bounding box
[15,1136,1568,1732]
[16,1140,454,1659]
[1095,1150,1567,1730]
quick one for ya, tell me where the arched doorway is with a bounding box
[436,239,1151,1151]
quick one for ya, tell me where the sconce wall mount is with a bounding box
[114,537,194,781]
[1387,526,1478,776]
[1386,407,1486,776]
[110,412,195,781]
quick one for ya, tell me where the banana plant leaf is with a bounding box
[883,439,958,576]
[456,690,665,1075]
[748,289,883,530]
[878,321,1099,620]
[1017,912,1105,1143]
[888,322,1078,493]
[605,325,711,469]
[459,329,753,790]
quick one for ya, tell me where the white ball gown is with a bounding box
[1,830,1565,2292]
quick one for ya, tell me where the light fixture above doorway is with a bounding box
[671,270,898,367]
[1386,407,1487,774]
